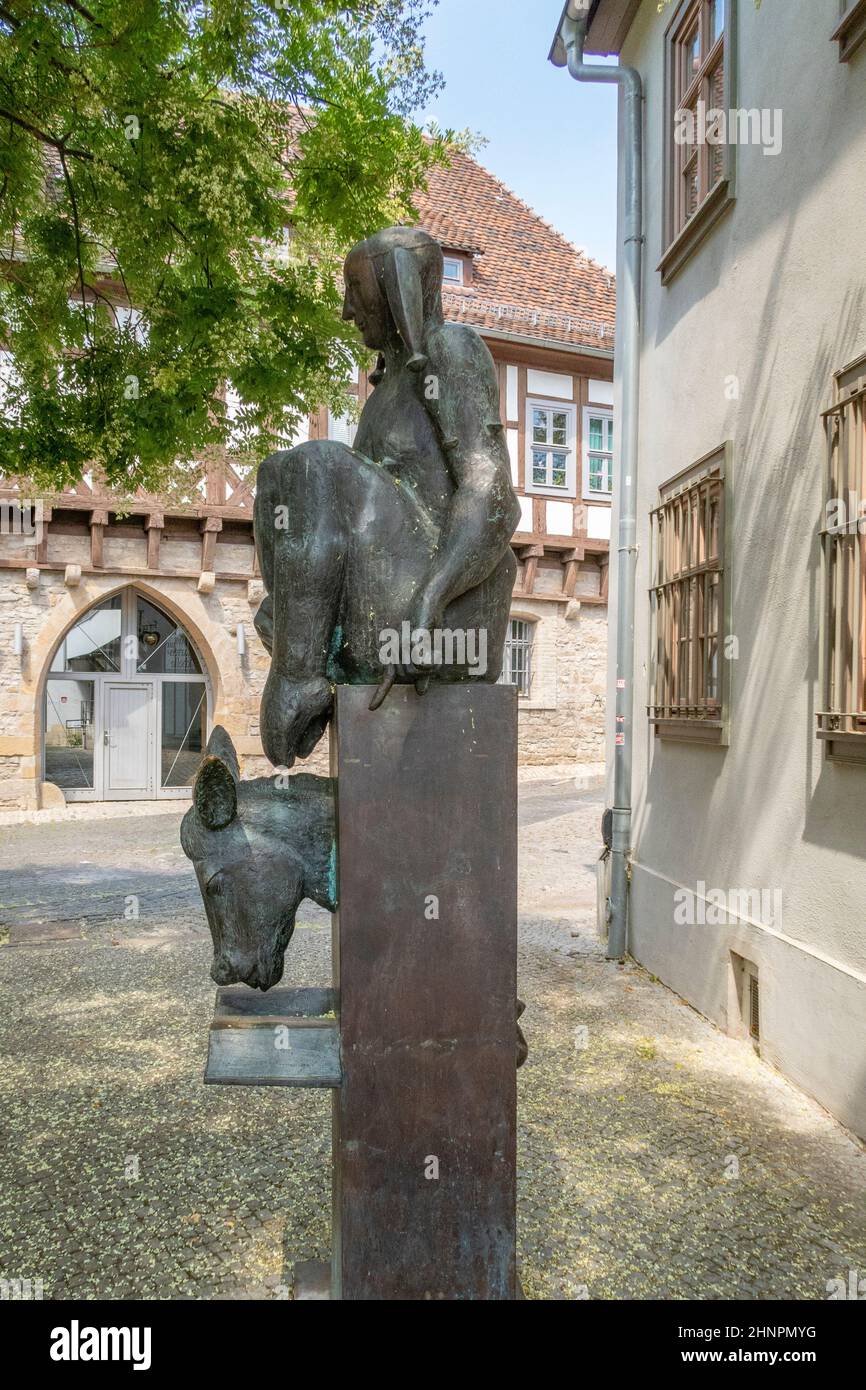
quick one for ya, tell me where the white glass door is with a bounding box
[104,681,155,799]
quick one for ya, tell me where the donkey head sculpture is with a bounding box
[181,727,336,991]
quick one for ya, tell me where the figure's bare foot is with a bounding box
[261,673,333,767]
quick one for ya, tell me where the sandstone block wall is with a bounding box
[0,534,607,808]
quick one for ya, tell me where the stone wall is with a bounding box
[513,557,607,767]
[0,532,607,808]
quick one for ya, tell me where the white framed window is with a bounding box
[526,399,577,497]
[327,409,356,447]
[442,256,464,285]
[582,407,614,499]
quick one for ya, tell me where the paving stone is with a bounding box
[0,793,864,1299]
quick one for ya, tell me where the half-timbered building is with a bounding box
[0,146,615,809]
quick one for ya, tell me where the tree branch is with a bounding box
[62,0,99,25]
[0,107,93,160]
[58,148,92,350]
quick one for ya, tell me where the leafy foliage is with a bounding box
[0,0,447,492]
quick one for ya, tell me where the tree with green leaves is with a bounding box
[0,0,448,494]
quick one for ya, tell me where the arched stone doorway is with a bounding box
[42,586,211,801]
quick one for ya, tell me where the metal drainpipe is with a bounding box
[551,5,643,961]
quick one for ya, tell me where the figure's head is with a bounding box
[342,226,444,372]
[181,727,336,991]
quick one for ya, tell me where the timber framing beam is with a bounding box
[145,512,164,570]
[560,545,587,598]
[89,508,108,568]
[0,489,256,526]
[518,544,545,596]
[200,515,223,573]
[0,558,256,584]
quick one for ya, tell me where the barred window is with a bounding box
[500,619,534,698]
[819,351,866,759]
[649,448,727,741]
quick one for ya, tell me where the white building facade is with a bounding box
[580,0,866,1136]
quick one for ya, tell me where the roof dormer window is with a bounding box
[442,256,464,285]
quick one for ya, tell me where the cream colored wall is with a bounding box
[612,0,866,1133]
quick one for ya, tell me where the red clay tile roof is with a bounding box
[414,147,616,352]
[283,109,614,351]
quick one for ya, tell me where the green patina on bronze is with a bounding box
[181,226,519,994]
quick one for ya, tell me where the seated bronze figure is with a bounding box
[183,226,521,997]
[253,225,520,768]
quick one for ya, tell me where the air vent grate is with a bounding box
[749,973,760,1040]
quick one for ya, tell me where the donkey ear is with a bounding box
[206,725,240,782]
[381,245,427,374]
[194,753,237,831]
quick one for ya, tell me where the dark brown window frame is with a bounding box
[832,0,866,61]
[818,351,866,762]
[659,0,737,285]
[648,443,731,745]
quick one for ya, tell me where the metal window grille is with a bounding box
[748,973,760,1041]
[649,457,724,723]
[819,353,866,743]
[501,619,534,697]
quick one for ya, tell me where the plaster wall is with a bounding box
[608,0,866,1133]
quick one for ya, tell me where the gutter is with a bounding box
[549,1,643,961]
[478,326,613,360]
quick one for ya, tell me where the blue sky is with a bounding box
[421,0,619,270]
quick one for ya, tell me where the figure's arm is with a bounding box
[410,325,520,630]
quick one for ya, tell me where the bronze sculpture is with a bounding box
[253,225,520,768]
[181,726,336,991]
[182,727,526,1067]
[183,226,521,993]
[183,229,525,1298]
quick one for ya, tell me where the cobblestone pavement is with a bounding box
[1,786,865,1300]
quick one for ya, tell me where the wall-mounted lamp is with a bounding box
[236,623,246,658]
[13,622,24,658]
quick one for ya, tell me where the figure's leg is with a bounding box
[254,440,437,764]
[439,548,518,682]
[255,442,350,767]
